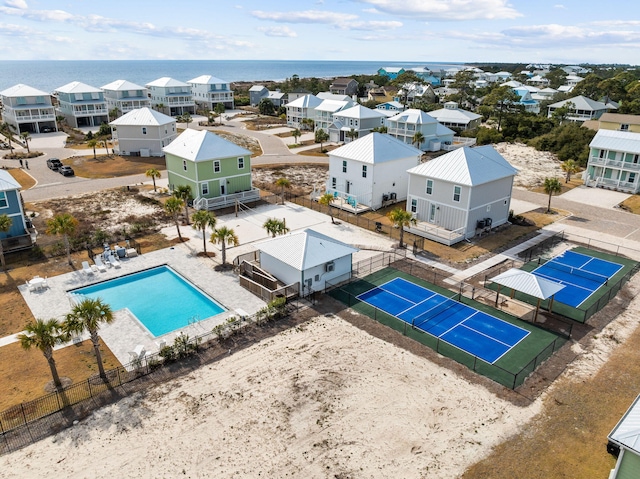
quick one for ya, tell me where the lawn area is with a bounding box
[620,193,640,214]
[64,154,166,178]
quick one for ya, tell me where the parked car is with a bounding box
[46,158,63,170]
[58,166,75,176]
[41,127,54,133]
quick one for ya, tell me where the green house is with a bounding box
[163,129,259,210]
[607,394,640,479]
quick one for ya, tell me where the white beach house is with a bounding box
[0,84,57,134]
[145,77,195,116]
[188,75,234,110]
[101,80,150,118]
[53,81,109,129]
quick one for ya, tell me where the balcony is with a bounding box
[193,188,260,211]
[441,137,477,151]
[406,222,466,246]
[589,156,640,171]
[589,177,639,193]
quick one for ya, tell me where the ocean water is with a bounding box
[0,59,463,93]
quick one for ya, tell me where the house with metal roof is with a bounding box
[109,107,177,157]
[547,95,616,123]
[0,84,57,134]
[329,77,359,96]
[375,101,405,114]
[607,394,640,479]
[53,81,108,128]
[427,102,482,131]
[163,129,259,210]
[188,74,234,110]
[248,85,286,108]
[323,132,422,212]
[101,79,150,118]
[314,98,356,132]
[257,228,358,296]
[0,170,36,253]
[377,67,406,79]
[145,77,195,116]
[284,94,323,128]
[405,145,518,245]
[386,108,455,151]
[328,105,386,143]
[583,129,640,193]
[586,113,640,134]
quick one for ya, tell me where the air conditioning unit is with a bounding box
[325,262,335,272]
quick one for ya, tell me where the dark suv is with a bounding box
[58,166,75,176]
[47,158,63,170]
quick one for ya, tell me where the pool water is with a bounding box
[71,266,225,337]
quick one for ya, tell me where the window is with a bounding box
[362,165,367,178]
[342,160,347,173]
[630,173,636,184]
[142,127,147,135]
[453,185,461,202]
[0,192,7,208]
[332,177,337,188]
[214,160,221,173]
[634,155,639,164]
[410,199,417,213]
[599,150,606,159]
[621,124,630,131]
[202,183,209,195]
[426,179,433,195]
[183,160,187,171]
[238,157,244,169]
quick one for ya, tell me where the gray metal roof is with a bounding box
[257,229,358,270]
[162,129,250,161]
[590,129,640,155]
[285,94,322,109]
[387,108,438,125]
[0,170,21,191]
[54,81,102,94]
[334,104,386,120]
[489,269,565,299]
[187,75,229,85]
[101,79,147,91]
[407,145,518,186]
[145,77,190,88]
[330,132,423,165]
[548,95,608,111]
[609,394,640,454]
[0,83,49,97]
[110,107,175,126]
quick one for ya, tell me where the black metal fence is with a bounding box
[0,301,303,455]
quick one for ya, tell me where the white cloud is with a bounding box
[258,26,298,38]
[4,0,27,9]
[348,20,402,31]
[553,4,567,9]
[251,10,357,24]
[355,0,522,21]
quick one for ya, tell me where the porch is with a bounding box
[311,190,371,214]
[236,257,300,302]
[406,221,466,246]
[193,188,261,211]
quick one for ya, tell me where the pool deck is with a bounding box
[18,242,267,365]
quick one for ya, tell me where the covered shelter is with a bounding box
[490,269,565,321]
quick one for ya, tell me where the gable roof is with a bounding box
[428,106,481,124]
[590,129,640,154]
[285,94,322,109]
[609,394,640,454]
[317,92,352,101]
[387,108,438,125]
[257,228,358,270]
[0,170,21,191]
[145,77,190,88]
[101,79,147,91]
[187,75,229,85]
[315,99,353,113]
[330,77,357,87]
[407,145,518,186]
[0,84,49,98]
[549,95,609,111]
[333,104,386,120]
[162,129,250,161]
[330,132,422,164]
[109,107,175,126]
[54,81,102,94]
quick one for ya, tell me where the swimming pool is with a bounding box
[71,265,225,337]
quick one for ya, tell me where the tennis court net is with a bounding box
[541,259,609,285]
[411,294,460,329]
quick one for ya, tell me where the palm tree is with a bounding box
[191,209,216,255]
[412,131,425,150]
[46,213,78,265]
[387,208,417,249]
[543,177,563,213]
[0,122,15,153]
[19,318,68,390]
[301,118,315,132]
[275,177,291,205]
[0,214,12,271]
[215,103,225,124]
[561,159,579,184]
[145,168,161,192]
[87,138,98,159]
[20,131,31,153]
[211,226,239,266]
[164,196,184,241]
[155,102,165,113]
[291,128,301,144]
[102,139,110,157]
[319,192,336,224]
[64,298,114,380]
[315,129,329,152]
[173,185,192,225]
[181,112,192,129]
[346,128,359,143]
[263,218,290,238]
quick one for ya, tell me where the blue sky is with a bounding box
[1,0,639,64]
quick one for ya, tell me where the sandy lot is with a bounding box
[493,142,564,188]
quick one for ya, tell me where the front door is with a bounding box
[429,203,436,223]
[220,183,226,195]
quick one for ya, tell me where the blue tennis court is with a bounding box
[356,277,529,364]
[531,250,623,308]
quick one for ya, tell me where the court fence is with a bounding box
[0,299,305,455]
[325,254,569,390]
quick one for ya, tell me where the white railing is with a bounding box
[406,222,466,246]
[193,188,261,211]
[441,136,476,151]
[589,156,640,170]
[594,177,638,193]
[15,113,55,121]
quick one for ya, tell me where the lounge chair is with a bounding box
[108,254,121,268]
[82,261,94,275]
[94,255,107,272]
[25,280,35,292]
